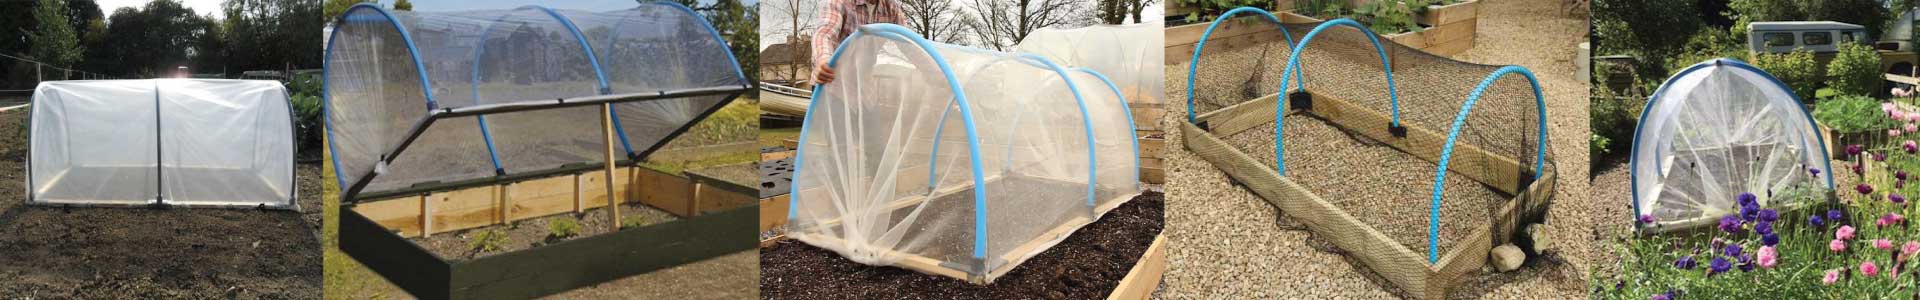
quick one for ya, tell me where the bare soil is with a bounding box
[410,201,679,260]
[0,111,325,299]
[760,191,1163,300]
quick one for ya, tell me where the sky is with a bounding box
[759,0,1161,51]
[97,0,227,19]
[95,0,752,18]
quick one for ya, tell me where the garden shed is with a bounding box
[27,79,296,209]
[785,23,1143,284]
[325,3,753,299]
[1630,58,1835,232]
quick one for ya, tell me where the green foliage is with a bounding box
[29,0,84,67]
[1814,95,1899,134]
[1354,1,1420,34]
[1662,29,1743,76]
[1729,0,1889,38]
[1590,94,1645,161]
[1826,42,1883,97]
[81,0,220,77]
[391,0,411,11]
[1179,0,1284,23]
[322,0,376,23]
[1593,0,1701,68]
[547,218,582,239]
[621,215,649,229]
[287,73,323,158]
[1590,134,1612,161]
[1752,50,1820,101]
[218,0,324,75]
[468,229,508,253]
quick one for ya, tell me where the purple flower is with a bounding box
[1858,184,1876,195]
[1709,257,1733,275]
[1756,221,1775,236]
[1738,192,1759,207]
[1639,214,1656,225]
[1759,209,1779,222]
[1875,153,1888,161]
[1738,254,1756,272]
[1831,209,1847,222]
[1811,214,1827,227]
[1651,291,1674,300]
[1740,205,1760,222]
[1849,144,1864,157]
[1676,255,1698,269]
[1894,194,1909,204]
[1899,171,1910,181]
[1811,168,1823,177]
[1725,243,1744,257]
[1719,215,1744,234]
[1762,233,1780,246]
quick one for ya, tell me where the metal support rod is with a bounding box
[602,103,620,231]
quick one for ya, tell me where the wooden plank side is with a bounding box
[1305,90,1525,194]
[354,165,753,238]
[1181,122,1432,294]
[1165,30,1294,65]
[1417,1,1478,26]
[1138,137,1166,160]
[634,167,696,217]
[760,194,790,232]
[1423,21,1476,46]
[1131,105,1167,131]
[1142,167,1166,184]
[448,207,758,300]
[1388,31,1430,49]
[1107,234,1168,300]
[698,183,758,214]
[1195,93,1282,137]
[505,175,579,221]
[1427,222,1492,300]
[354,195,426,237]
[988,217,1093,278]
[1424,37,1474,57]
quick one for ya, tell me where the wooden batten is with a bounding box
[1195,93,1284,137]
[351,165,748,238]
[1106,234,1168,300]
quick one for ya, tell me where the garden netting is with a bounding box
[1179,8,1553,262]
[1630,58,1834,230]
[785,23,1142,283]
[323,2,748,199]
[28,79,296,209]
[1016,21,1165,104]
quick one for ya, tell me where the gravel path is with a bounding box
[1157,1,1591,298]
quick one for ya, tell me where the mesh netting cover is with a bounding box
[785,24,1143,283]
[28,79,296,208]
[1016,21,1165,104]
[1630,59,1834,229]
[324,3,747,198]
[1178,8,1553,262]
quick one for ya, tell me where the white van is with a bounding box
[1748,21,1870,54]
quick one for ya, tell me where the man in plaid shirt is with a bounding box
[810,0,908,84]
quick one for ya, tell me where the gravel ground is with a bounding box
[1157,1,1592,298]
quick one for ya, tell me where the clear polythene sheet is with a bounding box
[1631,59,1833,229]
[324,3,745,196]
[786,24,1141,283]
[1016,22,1165,104]
[28,79,295,208]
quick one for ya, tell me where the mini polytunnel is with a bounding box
[785,24,1143,284]
[1630,58,1835,232]
[1178,7,1554,299]
[1016,22,1165,104]
[324,3,753,299]
[324,3,747,198]
[27,79,296,209]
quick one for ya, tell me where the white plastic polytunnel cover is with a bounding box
[1631,58,1835,230]
[27,79,297,209]
[323,2,748,199]
[786,23,1142,283]
[1015,22,1165,104]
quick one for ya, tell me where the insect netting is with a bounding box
[323,2,748,200]
[1630,58,1834,231]
[785,24,1142,283]
[28,79,296,209]
[1178,7,1553,262]
[1016,21,1166,104]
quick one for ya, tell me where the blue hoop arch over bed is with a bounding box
[322,2,749,201]
[784,23,1144,283]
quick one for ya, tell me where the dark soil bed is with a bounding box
[760,191,1163,300]
[409,201,679,260]
[0,111,325,299]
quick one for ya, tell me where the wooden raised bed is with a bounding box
[756,233,1168,299]
[1182,89,1554,299]
[1135,102,1168,184]
[342,162,760,299]
[1163,1,1477,65]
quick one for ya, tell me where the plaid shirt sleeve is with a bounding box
[811,0,845,68]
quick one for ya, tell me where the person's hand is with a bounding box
[813,61,836,85]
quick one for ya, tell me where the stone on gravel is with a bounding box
[1492,244,1526,272]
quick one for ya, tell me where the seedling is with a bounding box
[469,229,508,253]
[548,218,582,239]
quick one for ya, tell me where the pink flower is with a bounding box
[1886,102,1900,113]
[1758,246,1779,268]
[1879,218,1892,227]
[1833,239,1849,252]
[1896,110,1909,121]
[1839,225,1857,240]
[1825,269,1843,285]
[1875,239,1895,250]
[1891,129,1904,137]
[1897,88,1913,97]
[1904,241,1920,257]
[1863,260,1881,276]
[1907,124,1917,133]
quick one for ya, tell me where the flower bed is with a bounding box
[1599,103,1920,299]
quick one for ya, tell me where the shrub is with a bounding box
[1752,50,1820,101]
[1354,1,1420,34]
[468,229,508,253]
[547,218,582,239]
[621,215,649,230]
[286,72,323,160]
[1814,94,1899,134]
[1826,42,1883,97]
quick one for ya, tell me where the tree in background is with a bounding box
[1592,0,1702,78]
[323,0,377,22]
[220,0,324,74]
[1753,50,1820,101]
[1729,0,1887,38]
[1095,0,1154,24]
[658,0,759,82]
[900,0,972,44]
[90,0,213,77]
[393,0,411,11]
[29,0,84,70]
[965,0,1087,50]
[1826,42,1884,97]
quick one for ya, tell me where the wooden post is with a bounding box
[602,103,620,231]
[573,174,584,213]
[420,194,432,237]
